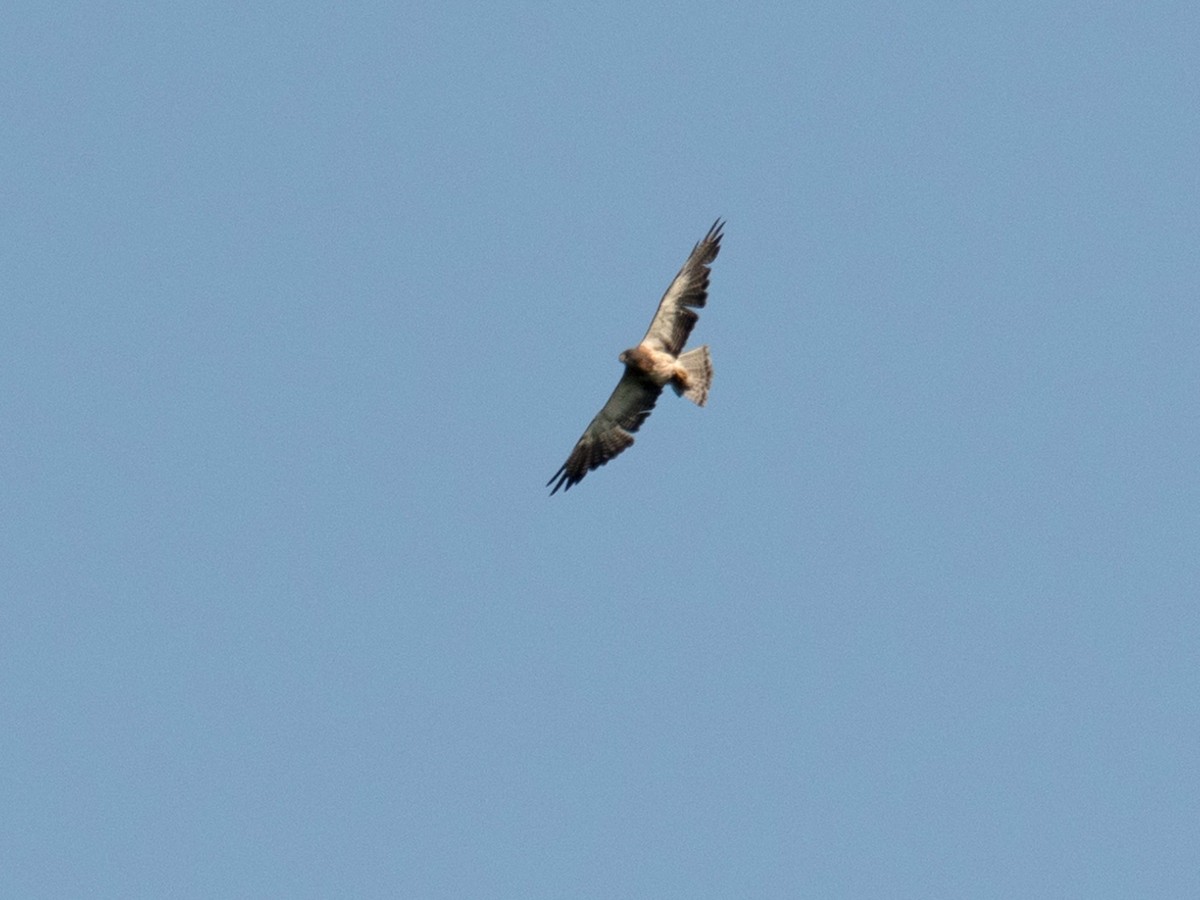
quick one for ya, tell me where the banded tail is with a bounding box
[672,345,712,406]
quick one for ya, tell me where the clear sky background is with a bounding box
[3,2,1197,897]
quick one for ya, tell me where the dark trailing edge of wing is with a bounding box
[547,369,662,494]
[647,219,724,355]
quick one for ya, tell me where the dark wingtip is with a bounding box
[694,218,724,257]
[547,465,575,496]
[547,467,565,495]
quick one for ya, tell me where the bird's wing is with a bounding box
[639,219,724,356]
[547,368,664,495]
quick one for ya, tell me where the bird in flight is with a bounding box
[547,219,724,495]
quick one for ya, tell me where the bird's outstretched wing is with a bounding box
[640,219,724,356]
[546,368,663,495]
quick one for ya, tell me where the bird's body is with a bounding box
[547,220,723,494]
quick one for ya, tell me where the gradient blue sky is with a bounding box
[4,2,1198,897]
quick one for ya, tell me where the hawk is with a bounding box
[547,219,723,495]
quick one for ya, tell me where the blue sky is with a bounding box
[3,2,1197,897]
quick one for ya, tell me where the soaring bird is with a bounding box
[547,220,723,495]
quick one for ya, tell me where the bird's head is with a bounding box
[618,346,644,367]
